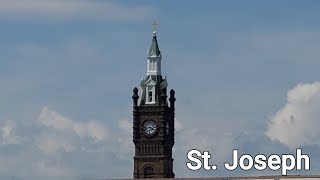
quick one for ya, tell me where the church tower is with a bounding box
[132,25,176,179]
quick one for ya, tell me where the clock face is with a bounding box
[143,119,157,136]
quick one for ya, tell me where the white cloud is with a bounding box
[116,120,133,159]
[1,120,13,140]
[0,120,25,145]
[35,106,110,155]
[0,0,155,21]
[39,106,109,142]
[35,132,76,154]
[0,106,134,178]
[266,81,320,149]
[38,106,74,131]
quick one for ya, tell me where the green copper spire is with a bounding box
[148,31,161,57]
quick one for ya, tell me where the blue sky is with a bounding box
[1,0,320,179]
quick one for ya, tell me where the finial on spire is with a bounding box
[152,20,158,36]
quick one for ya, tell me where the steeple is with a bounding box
[148,31,161,57]
[140,24,167,105]
[146,22,162,76]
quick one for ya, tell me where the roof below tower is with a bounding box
[148,31,161,57]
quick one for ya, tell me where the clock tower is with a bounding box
[132,27,176,179]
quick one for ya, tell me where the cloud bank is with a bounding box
[0,106,132,179]
[266,81,320,149]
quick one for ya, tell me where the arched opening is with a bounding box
[143,166,154,178]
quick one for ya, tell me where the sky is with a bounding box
[1,0,320,179]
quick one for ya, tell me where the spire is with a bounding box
[146,21,162,76]
[148,31,161,57]
[148,21,161,57]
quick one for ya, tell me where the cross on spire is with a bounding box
[152,20,158,32]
